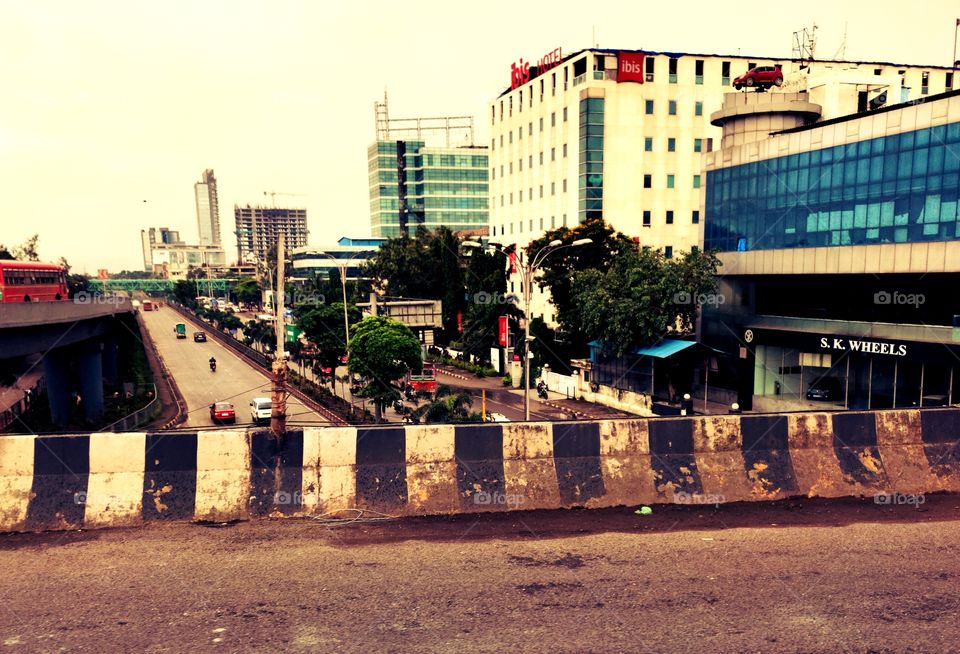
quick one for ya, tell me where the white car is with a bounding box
[486,412,509,423]
[250,397,272,425]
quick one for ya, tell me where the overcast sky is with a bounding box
[1,0,958,273]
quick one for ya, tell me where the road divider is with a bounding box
[2,408,958,532]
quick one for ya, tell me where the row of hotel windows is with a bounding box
[493,146,567,178]
[643,210,701,226]
[493,54,954,123]
[494,215,569,234]
[643,174,702,189]
[498,180,568,205]
[646,137,712,153]
[492,110,568,149]
[646,99,704,116]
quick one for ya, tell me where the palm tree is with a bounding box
[410,385,480,424]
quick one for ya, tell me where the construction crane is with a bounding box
[263,191,305,208]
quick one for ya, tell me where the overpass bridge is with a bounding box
[0,299,136,427]
[88,279,239,293]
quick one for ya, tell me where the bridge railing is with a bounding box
[101,384,161,433]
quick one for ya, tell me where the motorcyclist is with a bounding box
[209,356,217,371]
[537,380,548,398]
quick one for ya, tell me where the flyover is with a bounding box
[88,279,239,293]
[0,298,136,426]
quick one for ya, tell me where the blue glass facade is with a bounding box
[704,122,960,252]
[578,97,604,222]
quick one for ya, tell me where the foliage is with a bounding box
[347,316,422,419]
[572,247,721,357]
[294,302,362,377]
[232,277,261,307]
[458,248,522,365]
[170,280,199,308]
[429,353,498,378]
[242,319,276,352]
[410,385,481,424]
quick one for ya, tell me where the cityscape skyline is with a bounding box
[2,0,959,272]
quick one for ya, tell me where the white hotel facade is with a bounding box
[488,47,956,324]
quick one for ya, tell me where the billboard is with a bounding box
[618,51,646,84]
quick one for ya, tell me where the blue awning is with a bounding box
[633,339,697,359]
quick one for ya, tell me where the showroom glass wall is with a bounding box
[705,121,960,253]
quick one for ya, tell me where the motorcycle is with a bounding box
[537,384,548,400]
[209,360,217,372]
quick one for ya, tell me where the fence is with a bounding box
[102,384,161,432]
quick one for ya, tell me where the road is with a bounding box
[1,495,957,653]
[139,307,332,428]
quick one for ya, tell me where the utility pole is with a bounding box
[270,234,287,441]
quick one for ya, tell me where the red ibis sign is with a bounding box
[510,47,563,89]
[618,51,646,84]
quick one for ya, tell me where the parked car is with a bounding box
[733,65,783,89]
[485,412,510,423]
[193,331,207,342]
[250,397,272,425]
[806,377,843,401]
[209,401,236,424]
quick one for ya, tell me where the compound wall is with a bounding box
[2,408,958,532]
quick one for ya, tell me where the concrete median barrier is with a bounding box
[2,407,958,532]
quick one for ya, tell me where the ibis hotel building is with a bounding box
[488,46,956,324]
[700,88,960,412]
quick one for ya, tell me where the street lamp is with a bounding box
[463,236,592,420]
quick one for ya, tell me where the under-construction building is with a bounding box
[368,94,489,237]
[234,205,308,264]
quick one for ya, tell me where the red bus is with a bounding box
[0,261,68,303]
[407,362,438,394]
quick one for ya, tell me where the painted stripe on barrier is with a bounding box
[309,426,357,513]
[831,412,887,487]
[874,409,953,494]
[691,415,751,502]
[647,418,703,499]
[355,427,407,511]
[27,435,89,529]
[143,433,197,520]
[598,419,657,508]
[552,422,605,506]
[740,415,797,498]
[502,423,560,510]
[195,430,250,521]
[919,408,960,478]
[84,432,146,528]
[454,424,506,512]
[787,412,848,497]
[249,430,304,516]
[0,435,35,531]
[405,425,457,514]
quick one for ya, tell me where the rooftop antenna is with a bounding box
[792,23,818,69]
[833,22,848,60]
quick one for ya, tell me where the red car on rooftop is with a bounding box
[733,65,783,90]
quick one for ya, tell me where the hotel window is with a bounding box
[551,182,556,195]
[499,135,503,147]
[552,72,556,95]
[529,155,533,167]
[551,147,556,161]
[500,165,504,176]
[563,213,568,226]
[519,190,522,203]
[509,162,513,173]
[922,71,930,94]
[564,66,568,89]
[499,100,503,121]
[529,188,533,201]
[539,117,544,131]
[551,216,555,228]
[551,112,556,126]
[491,138,495,150]
[529,219,533,230]
[509,192,513,204]
[721,61,730,86]
[643,174,652,188]
[666,210,674,224]
[563,106,568,122]
[664,245,673,259]
[645,100,654,114]
[667,174,675,188]
[540,79,544,100]
[518,127,522,140]
[500,195,503,206]
[539,151,544,164]
[668,57,678,83]
[563,143,567,157]
[491,106,495,125]
[562,179,567,192]
[874,68,883,75]
[519,158,523,171]
[642,211,651,227]
[529,90,532,107]
[528,122,533,136]
[492,168,496,180]
[509,96,513,116]
[509,132,513,144]
[539,217,543,229]
[645,56,655,82]
[694,138,702,152]
[668,137,676,152]
[695,101,703,116]
[519,90,523,111]
[692,210,700,224]
[539,185,543,198]
[644,137,653,152]
[695,59,704,85]
[948,72,955,90]
[668,100,677,115]
[693,175,701,188]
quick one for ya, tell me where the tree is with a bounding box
[232,277,261,308]
[528,218,636,360]
[458,247,520,365]
[410,385,481,424]
[294,302,362,383]
[347,316,422,421]
[58,257,92,299]
[572,246,721,357]
[0,234,40,261]
[170,280,199,308]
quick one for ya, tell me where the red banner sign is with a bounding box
[618,51,645,84]
[498,316,508,346]
[510,47,562,89]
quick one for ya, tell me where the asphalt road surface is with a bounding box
[1,495,958,653]
[140,307,331,428]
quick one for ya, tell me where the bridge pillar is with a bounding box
[77,341,104,422]
[42,349,72,428]
[101,337,119,387]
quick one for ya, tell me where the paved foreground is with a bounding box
[0,496,958,653]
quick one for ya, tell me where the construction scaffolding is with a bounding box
[374,92,474,146]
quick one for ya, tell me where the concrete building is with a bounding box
[194,169,221,246]
[368,142,488,237]
[291,237,387,281]
[700,88,960,412]
[489,47,957,324]
[140,227,184,271]
[149,243,227,279]
[234,205,308,264]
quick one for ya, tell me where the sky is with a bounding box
[1,0,958,273]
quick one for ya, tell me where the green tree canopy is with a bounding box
[232,277,261,307]
[347,316,422,420]
[410,385,480,424]
[572,246,721,357]
[294,302,362,377]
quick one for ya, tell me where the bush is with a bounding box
[502,376,512,386]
